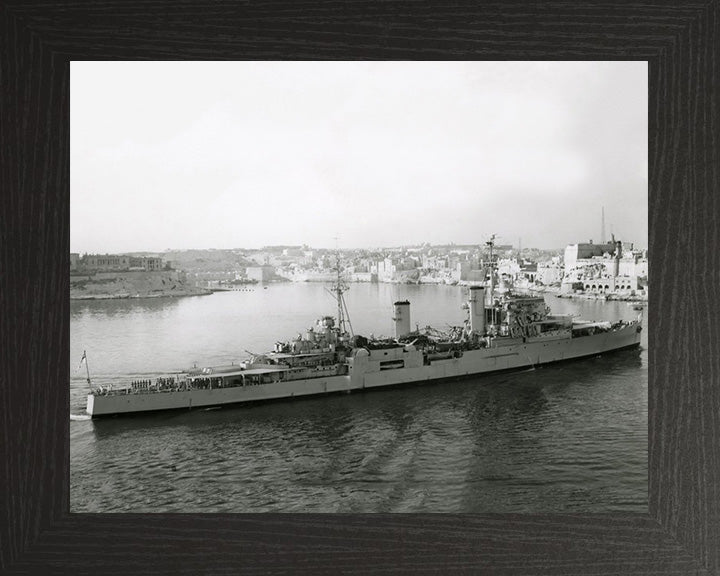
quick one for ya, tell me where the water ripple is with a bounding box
[71,285,647,513]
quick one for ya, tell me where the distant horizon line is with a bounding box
[70,245,559,254]
[70,239,648,255]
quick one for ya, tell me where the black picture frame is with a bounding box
[1,2,718,574]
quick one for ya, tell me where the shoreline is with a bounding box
[70,282,647,303]
[552,292,648,303]
[70,291,212,301]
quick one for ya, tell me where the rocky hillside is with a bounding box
[70,271,211,300]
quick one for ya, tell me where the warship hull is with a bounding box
[87,322,641,418]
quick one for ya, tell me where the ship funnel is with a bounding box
[469,286,486,335]
[393,300,411,338]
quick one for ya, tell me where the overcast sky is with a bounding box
[71,61,647,253]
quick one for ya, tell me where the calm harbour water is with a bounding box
[70,283,647,513]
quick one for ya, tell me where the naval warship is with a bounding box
[85,243,642,418]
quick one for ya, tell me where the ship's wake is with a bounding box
[70,413,91,421]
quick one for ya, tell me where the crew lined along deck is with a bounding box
[93,364,347,396]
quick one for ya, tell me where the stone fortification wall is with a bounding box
[70,270,210,300]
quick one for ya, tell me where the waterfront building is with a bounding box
[453,262,486,283]
[76,253,164,272]
[83,254,131,270]
[561,239,647,296]
[497,258,521,277]
[246,265,275,282]
[536,258,564,285]
[131,256,163,271]
[519,262,537,284]
[563,240,617,276]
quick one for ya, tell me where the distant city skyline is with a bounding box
[71,61,647,253]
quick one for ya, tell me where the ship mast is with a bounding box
[485,234,498,326]
[330,250,354,337]
[486,234,497,302]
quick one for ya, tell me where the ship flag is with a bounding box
[75,350,87,372]
[77,350,87,372]
[78,350,92,387]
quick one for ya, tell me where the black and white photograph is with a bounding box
[70,61,648,514]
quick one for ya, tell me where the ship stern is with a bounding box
[86,393,95,417]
